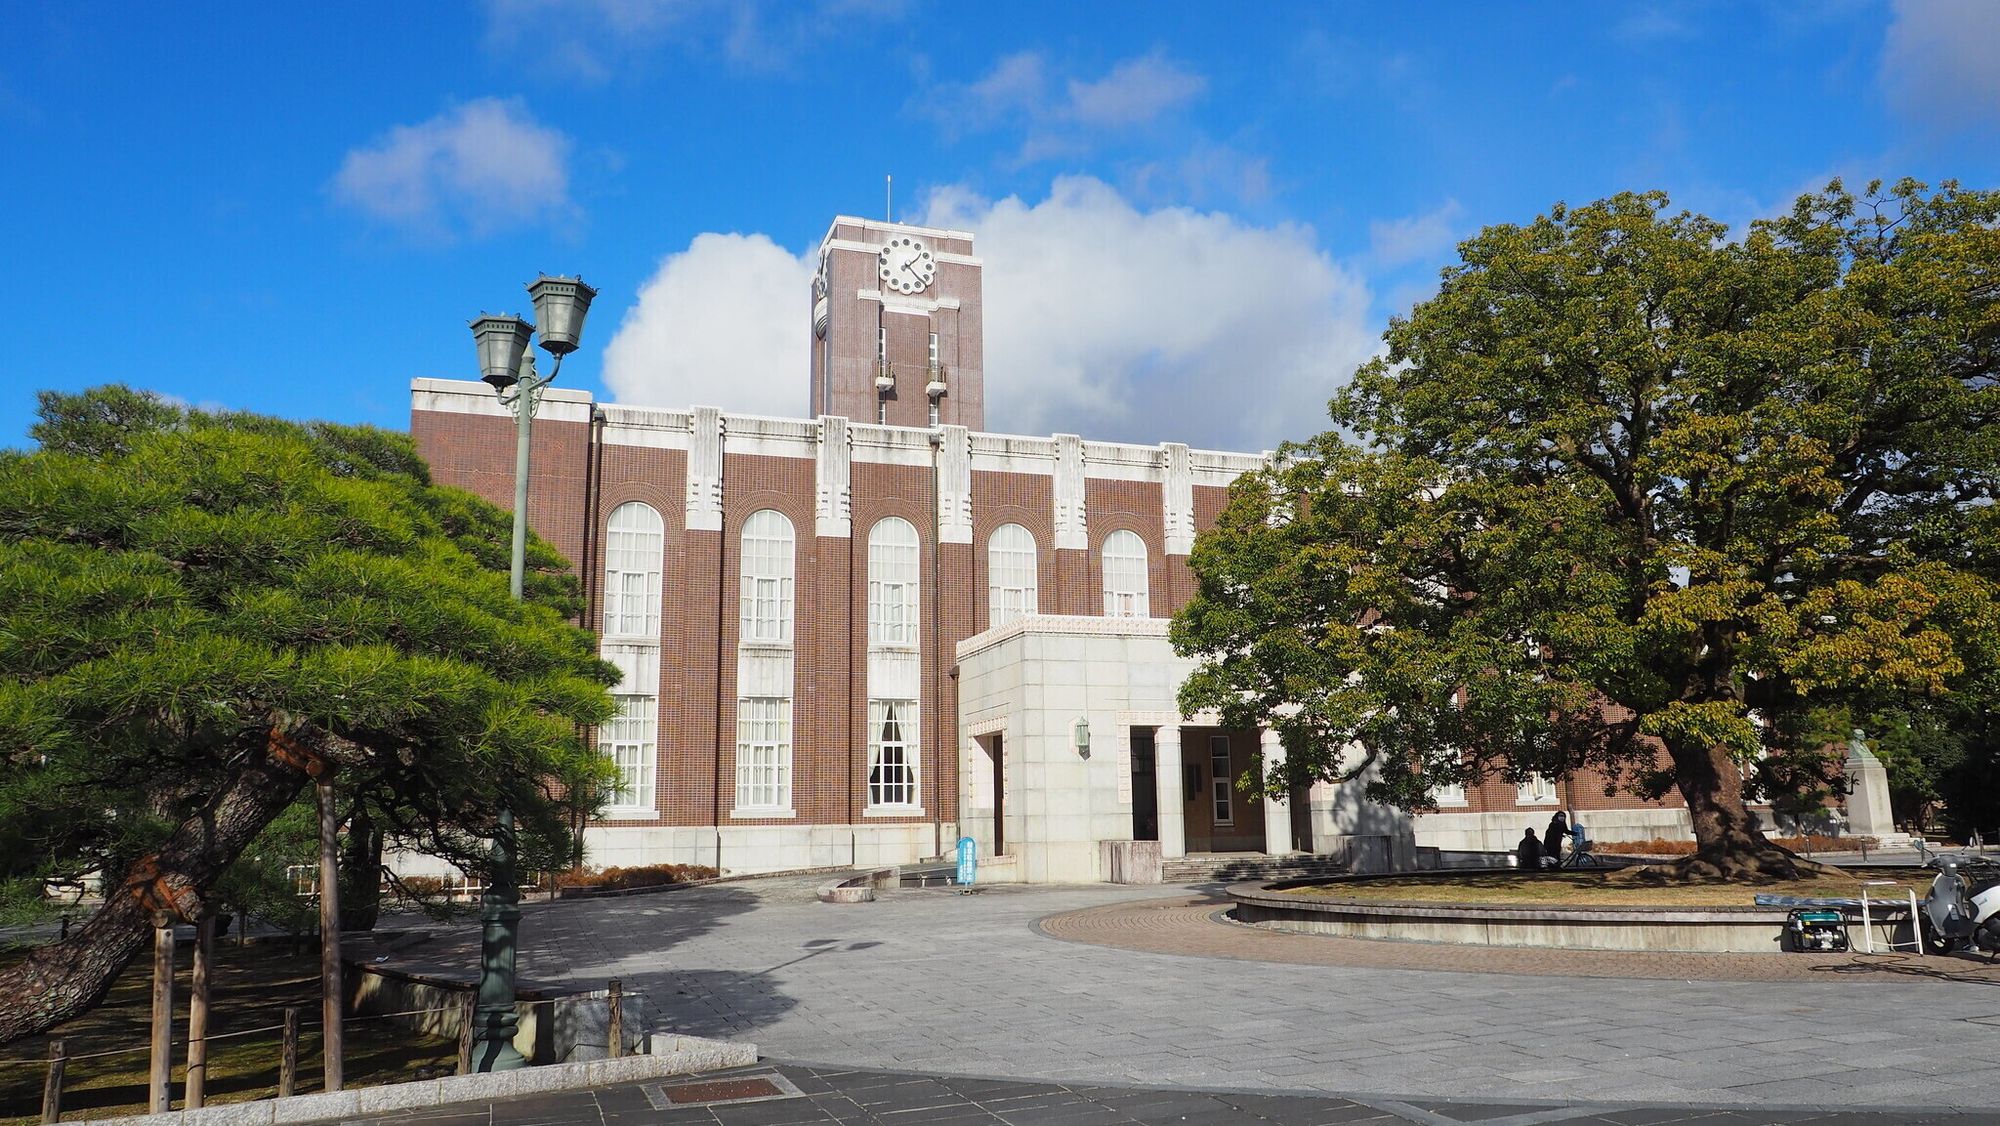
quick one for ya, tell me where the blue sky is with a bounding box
[4,1,1997,452]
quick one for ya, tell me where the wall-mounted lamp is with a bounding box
[1073,716,1092,758]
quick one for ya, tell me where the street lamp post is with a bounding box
[465,274,597,1072]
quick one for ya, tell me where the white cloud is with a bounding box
[483,0,909,77]
[599,179,1377,452]
[1065,52,1206,127]
[1881,0,2000,129]
[1368,199,1463,269]
[915,50,1210,169]
[601,232,812,419]
[920,176,1375,451]
[331,99,572,238]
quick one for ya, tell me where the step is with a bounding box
[1159,853,1348,883]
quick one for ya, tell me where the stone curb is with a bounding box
[89,1034,758,1125]
[817,867,899,903]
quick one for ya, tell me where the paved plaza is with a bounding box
[356,874,2000,1122]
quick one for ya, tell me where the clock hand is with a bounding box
[903,261,921,279]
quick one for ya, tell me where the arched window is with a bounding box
[603,502,663,639]
[867,517,920,646]
[987,523,1038,627]
[738,509,795,644]
[599,502,663,814]
[1101,529,1150,619]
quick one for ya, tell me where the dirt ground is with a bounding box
[0,937,454,1123]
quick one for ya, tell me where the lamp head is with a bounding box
[527,274,597,356]
[470,314,535,389]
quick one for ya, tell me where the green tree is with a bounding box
[1174,181,2000,879]
[0,387,617,1042]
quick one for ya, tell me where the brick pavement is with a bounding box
[357,876,2000,1113]
[309,1062,1995,1126]
[1036,893,2000,983]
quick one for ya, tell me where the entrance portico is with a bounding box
[956,615,1382,883]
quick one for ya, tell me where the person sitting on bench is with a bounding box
[1517,828,1542,870]
[1543,810,1569,868]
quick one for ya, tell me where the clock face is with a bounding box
[877,236,936,295]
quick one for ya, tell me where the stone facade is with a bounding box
[406,215,1761,882]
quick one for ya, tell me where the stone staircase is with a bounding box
[1159,852,1348,885]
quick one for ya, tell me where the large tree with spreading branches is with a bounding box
[1174,180,2000,879]
[0,387,617,1042]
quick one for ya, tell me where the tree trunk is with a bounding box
[338,800,382,933]
[1668,738,1817,880]
[0,742,309,1045]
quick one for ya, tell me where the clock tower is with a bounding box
[809,217,985,430]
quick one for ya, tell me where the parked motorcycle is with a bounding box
[1920,855,2000,955]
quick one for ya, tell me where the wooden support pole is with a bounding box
[317,778,344,1092]
[279,1007,299,1098]
[456,992,474,1076]
[186,915,213,1108]
[40,1039,64,1124]
[606,979,623,1059]
[148,922,175,1114]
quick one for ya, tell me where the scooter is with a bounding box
[1920,855,2000,955]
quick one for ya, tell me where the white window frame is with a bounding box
[987,523,1038,628]
[1102,529,1150,619]
[867,699,921,810]
[1431,779,1468,807]
[738,509,795,645]
[1209,735,1233,825]
[867,518,920,647]
[600,694,656,815]
[928,331,939,366]
[602,502,663,640]
[733,696,793,813]
[1517,773,1558,806]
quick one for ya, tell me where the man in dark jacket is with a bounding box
[1517,828,1542,870]
[1543,810,1569,868]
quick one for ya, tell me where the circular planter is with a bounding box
[1227,871,1870,954]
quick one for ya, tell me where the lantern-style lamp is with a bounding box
[526,275,598,356]
[1073,716,1092,758]
[470,315,535,389]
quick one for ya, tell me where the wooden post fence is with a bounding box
[148,922,175,1114]
[185,914,214,1108]
[456,992,474,1075]
[40,1039,64,1124]
[607,979,623,1059]
[279,1007,300,1098]
[317,778,344,1092]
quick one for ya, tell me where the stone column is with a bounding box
[1154,724,1186,859]
[1262,728,1292,855]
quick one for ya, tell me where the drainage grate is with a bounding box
[646,1070,804,1109]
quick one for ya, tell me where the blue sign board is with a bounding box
[955,836,978,886]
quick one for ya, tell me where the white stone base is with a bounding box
[580,822,953,876]
[1413,808,1698,853]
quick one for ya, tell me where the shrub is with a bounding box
[1606,835,1878,856]
[553,863,719,892]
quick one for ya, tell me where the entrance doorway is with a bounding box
[1130,729,1158,842]
[990,732,1005,857]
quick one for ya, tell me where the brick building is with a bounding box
[410,216,1730,882]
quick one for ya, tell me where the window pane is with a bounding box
[988,523,1038,627]
[1102,530,1149,619]
[735,696,793,809]
[868,519,920,646]
[867,698,919,807]
[740,510,795,644]
[603,503,664,639]
[599,694,656,810]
